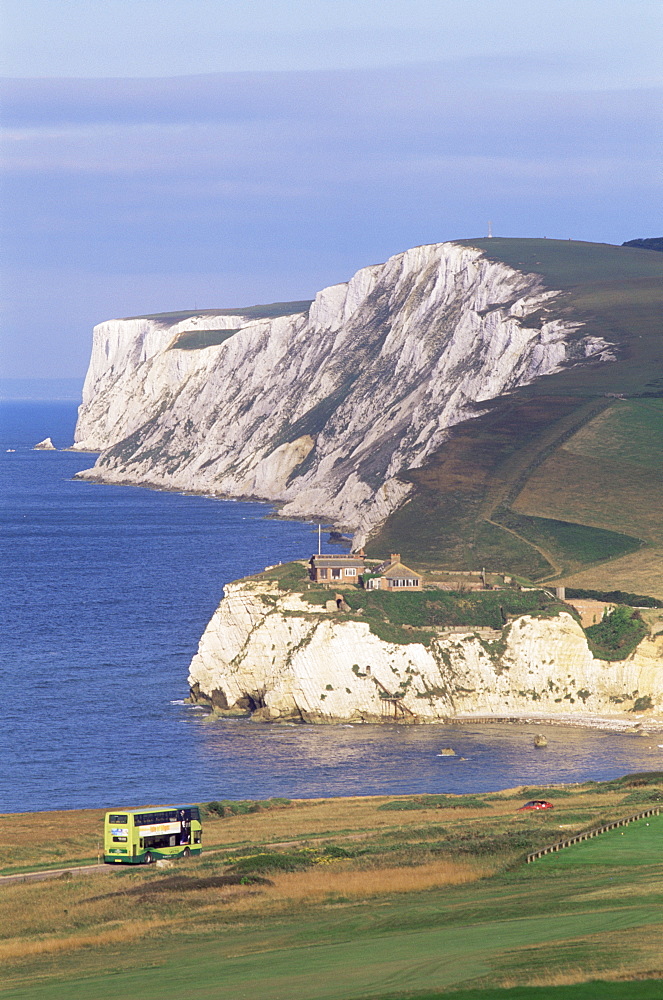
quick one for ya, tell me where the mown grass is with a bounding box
[2,778,663,997]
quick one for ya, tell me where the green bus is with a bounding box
[104,805,203,864]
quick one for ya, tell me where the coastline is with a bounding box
[199,703,663,734]
[451,712,663,734]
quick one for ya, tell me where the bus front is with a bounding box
[104,812,134,863]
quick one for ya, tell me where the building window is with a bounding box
[319,568,328,579]
[344,568,355,576]
[332,569,341,579]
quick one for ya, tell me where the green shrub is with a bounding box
[585,605,648,660]
[228,851,313,874]
[378,795,489,812]
[619,771,663,786]
[514,787,574,799]
[567,587,662,609]
[621,789,663,804]
[445,829,539,856]
[258,561,310,591]
[322,845,356,858]
[205,797,291,818]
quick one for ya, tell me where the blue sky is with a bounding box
[1,0,661,378]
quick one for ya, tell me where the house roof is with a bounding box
[311,555,365,568]
[380,560,421,580]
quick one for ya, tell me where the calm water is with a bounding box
[1,401,661,813]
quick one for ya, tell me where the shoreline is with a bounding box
[451,712,663,733]
[73,468,362,535]
[199,704,663,734]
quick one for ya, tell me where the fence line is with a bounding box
[526,806,660,863]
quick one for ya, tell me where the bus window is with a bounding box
[112,836,127,843]
[109,814,128,824]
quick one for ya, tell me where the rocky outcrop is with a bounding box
[74,242,612,543]
[33,438,56,450]
[188,579,663,725]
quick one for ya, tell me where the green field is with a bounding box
[169,327,241,350]
[369,239,663,597]
[2,777,663,998]
[123,300,312,324]
[535,810,663,867]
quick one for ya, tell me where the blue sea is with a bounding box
[1,400,662,814]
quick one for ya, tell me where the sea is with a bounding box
[1,398,662,814]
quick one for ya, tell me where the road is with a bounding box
[0,863,117,886]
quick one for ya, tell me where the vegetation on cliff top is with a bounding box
[584,605,648,661]
[253,560,653,658]
[122,300,312,324]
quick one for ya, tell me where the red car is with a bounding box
[518,800,553,811]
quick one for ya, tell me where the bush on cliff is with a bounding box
[584,605,648,660]
[567,587,662,609]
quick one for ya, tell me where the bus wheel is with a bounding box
[144,852,153,864]
[182,847,191,859]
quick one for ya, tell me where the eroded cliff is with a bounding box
[74,242,612,542]
[188,578,663,725]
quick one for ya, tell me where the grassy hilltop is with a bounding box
[368,239,663,598]
[2,776,663,998]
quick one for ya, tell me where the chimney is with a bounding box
[390,553,400,564]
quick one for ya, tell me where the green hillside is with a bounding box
[122,300,312,324]
[368,240,663,597]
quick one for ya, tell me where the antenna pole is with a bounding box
[487,220,493,238]
[318,524,321,555]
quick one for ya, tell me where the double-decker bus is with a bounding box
[104,805,202,864]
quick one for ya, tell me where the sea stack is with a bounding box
[33,438,56,450]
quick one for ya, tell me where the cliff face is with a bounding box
[74,242,610,542]
[188,580,663,724]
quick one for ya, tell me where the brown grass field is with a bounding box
[2,780,663,998]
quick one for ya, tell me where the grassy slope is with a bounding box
[368,240,663,596]
[121,300,313,324]
[2,779,663,998]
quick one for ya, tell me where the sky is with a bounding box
[1,0,661,379]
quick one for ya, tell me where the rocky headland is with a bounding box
[187,571,663,727]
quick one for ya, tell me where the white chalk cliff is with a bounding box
[74,242,612,543]
[188,579,663,725]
